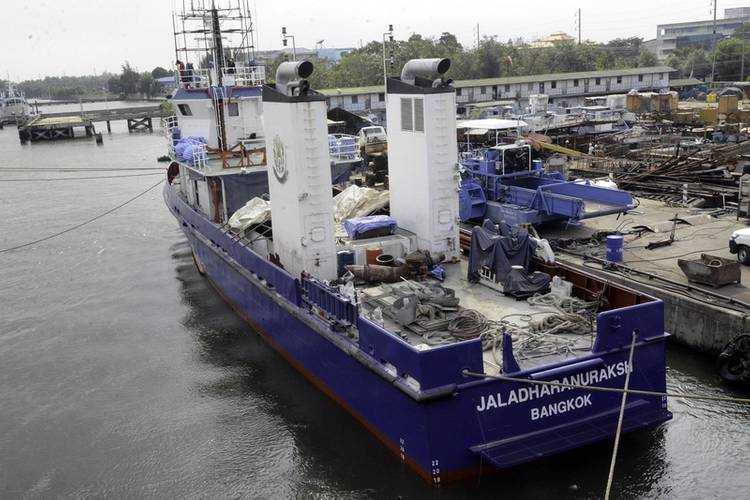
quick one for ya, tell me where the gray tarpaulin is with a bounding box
[467,220,550,294]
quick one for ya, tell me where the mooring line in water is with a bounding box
[0,179,165,254]
[0,172,164,182]
[462,370,750,404]
[605,333,637,500]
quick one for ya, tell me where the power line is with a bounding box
[0,178,165,254]
[0,167,163,172]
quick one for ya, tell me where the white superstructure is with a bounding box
[263,61,337,281]
[385,58,460,260]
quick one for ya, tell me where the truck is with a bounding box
[356,126,387,158]
[729,227,750,264]
[356,126,388,187]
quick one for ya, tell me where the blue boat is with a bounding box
[162,2,671,483]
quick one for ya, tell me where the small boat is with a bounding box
[1,82,33,125]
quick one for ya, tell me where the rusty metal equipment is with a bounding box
[677,253,741,288]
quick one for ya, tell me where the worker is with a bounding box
[185,62,194,88]
[176,60,187,88]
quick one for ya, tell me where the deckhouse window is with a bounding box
[228,102,239,116]
[178,104,193,116]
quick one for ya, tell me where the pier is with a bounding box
[18,105,169,143]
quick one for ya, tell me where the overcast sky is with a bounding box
[2,1,750,81]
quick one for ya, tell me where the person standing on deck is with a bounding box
[176,60,187,88]
[185,62,194,88]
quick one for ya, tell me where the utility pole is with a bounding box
[742,25,746,81]
[577,8,582,44]
[475,23,480,48]
[710,0,718,83]
[382,24,393,85]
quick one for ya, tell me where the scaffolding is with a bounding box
[172,0,264,88]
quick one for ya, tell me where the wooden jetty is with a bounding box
[18,105,169,143]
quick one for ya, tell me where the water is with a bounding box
[0,119,748,499]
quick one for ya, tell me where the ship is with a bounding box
[1,82,33,126]
[162,2,672,483]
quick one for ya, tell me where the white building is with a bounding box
[319,66,674,114]
[655,8,750,59]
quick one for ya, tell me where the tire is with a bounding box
[717,335,750,385]
[739,245,750,265]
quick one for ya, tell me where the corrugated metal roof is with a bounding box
[317,66,676,97]
[670,77,703,87]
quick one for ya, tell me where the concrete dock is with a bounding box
[538,199,750,355]
[17,105,168,143]
[17,115,96,142]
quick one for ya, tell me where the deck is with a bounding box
[357,258,595,375]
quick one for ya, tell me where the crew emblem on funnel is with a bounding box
[272,134,287,183]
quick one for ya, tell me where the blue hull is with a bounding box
[164,182,672,483]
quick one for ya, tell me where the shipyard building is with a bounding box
[320,65,673,116]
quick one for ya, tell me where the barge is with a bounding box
[161,2,671,483]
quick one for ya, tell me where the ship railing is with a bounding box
[162,115,179,139]
[221,65,265,87]
[162,115,180,160]
[301,277,358,327]
[176,68,211,88]
[191,141,209,170]
[328,134,359,161]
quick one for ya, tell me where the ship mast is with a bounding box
[210,5,225,86]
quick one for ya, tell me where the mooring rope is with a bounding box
[605,333,636,500]
[0,167,163,172]
[0,172,164,182]
[0,179,165,254]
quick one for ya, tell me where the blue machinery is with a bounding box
[459,144,635,225]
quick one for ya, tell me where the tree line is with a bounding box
[264,29,750,89]
[666,24,750,82]
[11,27,750,100]
[265,33,660,89]
[14,63,172,100]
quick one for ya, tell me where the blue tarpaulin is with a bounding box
[175,136,207,166]
[342,215,397,239]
